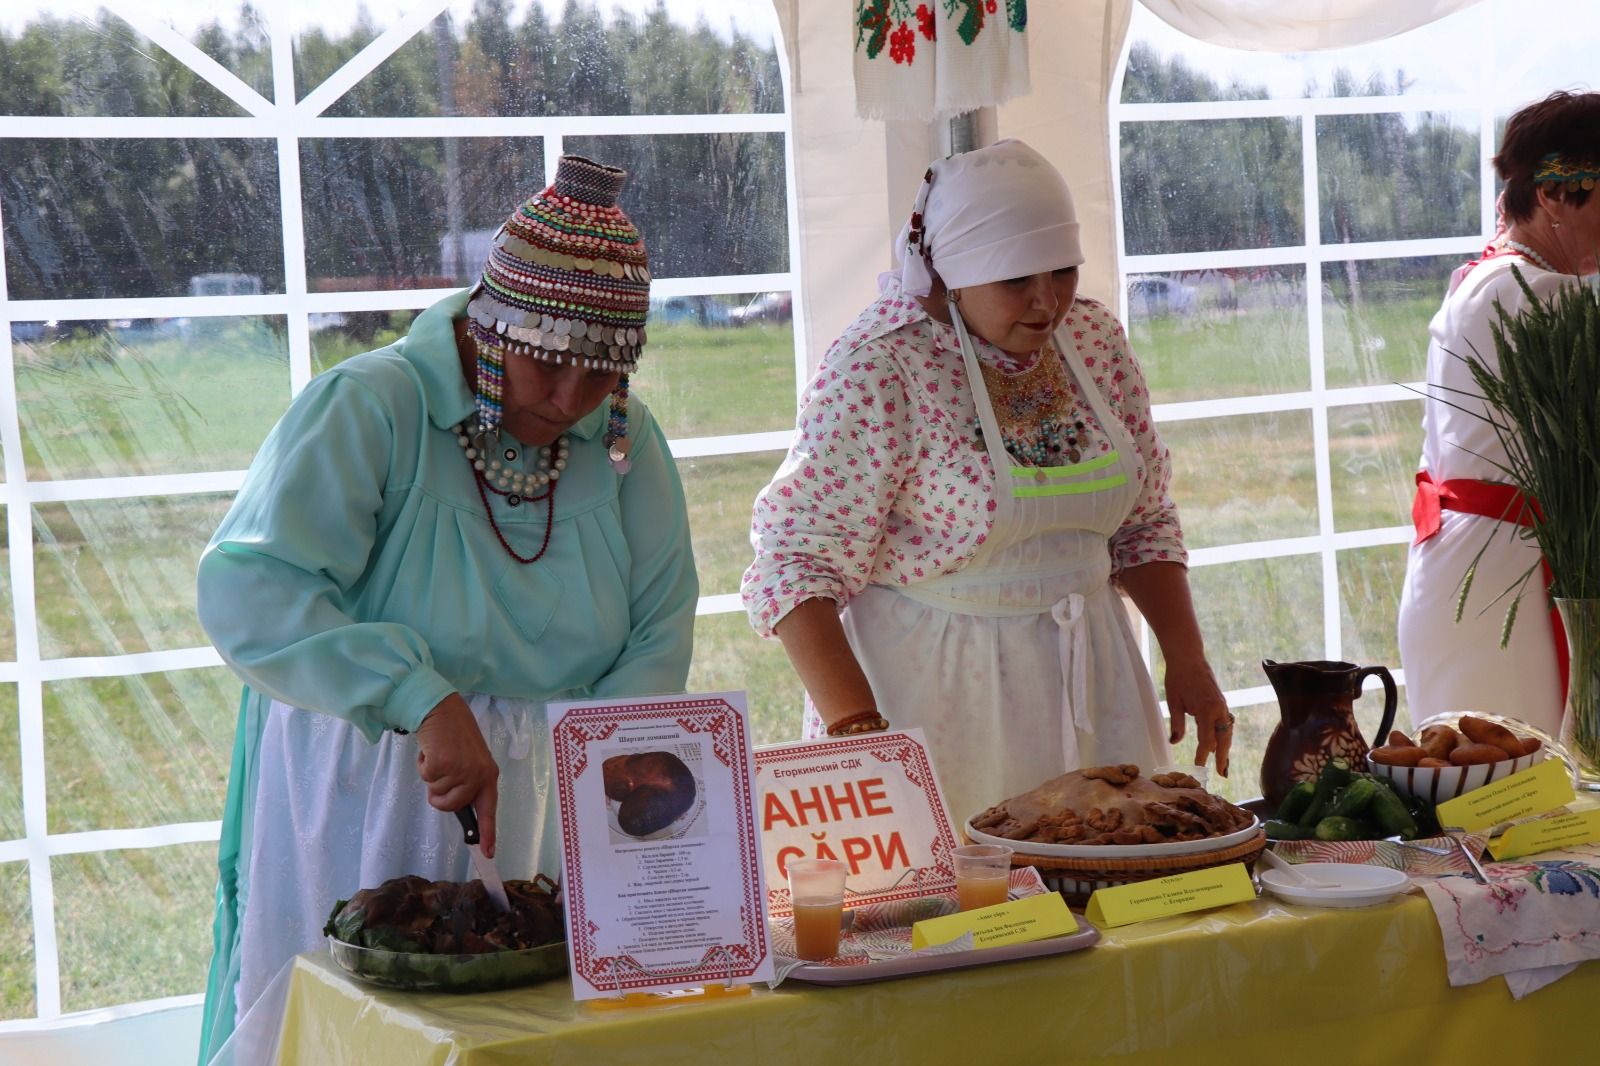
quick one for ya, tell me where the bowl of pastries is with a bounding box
[324,874,567,992]
[965,764,1264,902]
[1365,713,1549,804]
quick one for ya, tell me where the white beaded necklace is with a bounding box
[453,418,568,498]
[1504,239,1560,274]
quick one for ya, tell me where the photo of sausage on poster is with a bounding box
[547,692,774,999]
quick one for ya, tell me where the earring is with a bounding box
[1553,219,1563,229]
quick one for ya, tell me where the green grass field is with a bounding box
[0,285,1444,1015]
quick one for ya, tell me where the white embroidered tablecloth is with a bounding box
[1419,840,1600,999]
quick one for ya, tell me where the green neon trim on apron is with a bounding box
[1012,472,1130,498]
[1007,450,1121,480]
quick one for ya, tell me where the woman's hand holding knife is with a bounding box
[416,693,501,857]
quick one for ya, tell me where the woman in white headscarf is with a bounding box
[741,139,1230,823]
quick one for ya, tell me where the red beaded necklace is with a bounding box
[467,450,558,565]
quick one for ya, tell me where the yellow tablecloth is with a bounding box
[276,892,1600,1065]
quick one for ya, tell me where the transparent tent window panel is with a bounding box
[565,133,789,278]
[633,294,795,439]
[688,611,804,749]
[1127,265,1309,402]
[1321,256,1458,388]
[300,137,545,292]
[0,6,247,117]
[1161,411,1318,549]
[13,316,290,481]
[1328,399,1423,534]
[43,668,238,834]
[33,494,236,660]
[0,861,34,1020]
[1120,118,1303,255]
[0,139,284,301]
[0,509,13,660]
[0,685,20,841]
[676,450,784,599]
[1316,112,1480,245]
[315,0,783,118]
[310,309,424,374]
[176,4,274,101]
[1205,698,1276,804]
[1159,554,1324,693]
[53,842,217,1013]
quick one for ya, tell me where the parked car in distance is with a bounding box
[729,291,792,324]
[1127,274,1198,317]
[655,295,734,327]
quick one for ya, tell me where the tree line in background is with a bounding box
[0,1,786,303]
[1120,41,1482,296]
[1,13,1484,307]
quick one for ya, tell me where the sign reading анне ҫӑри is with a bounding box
[754,729,958,917]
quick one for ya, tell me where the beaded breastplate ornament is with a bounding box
[975,342,1088,467]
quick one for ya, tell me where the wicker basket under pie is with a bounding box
[965,765,1265,904]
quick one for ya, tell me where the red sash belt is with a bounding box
[1412,470,1569,705]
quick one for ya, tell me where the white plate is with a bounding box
[964,815,1260,859]
[1259,863,1409,909]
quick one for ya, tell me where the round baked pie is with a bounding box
[602,751,697,837]
[970,764,1252,846]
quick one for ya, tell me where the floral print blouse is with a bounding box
[741,281,1187,638]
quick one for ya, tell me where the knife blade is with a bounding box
[455,806,511,912]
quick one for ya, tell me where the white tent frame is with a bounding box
[0,0,804,1025]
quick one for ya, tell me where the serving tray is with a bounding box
[781,922,1099,985]
[772,868,1098,986]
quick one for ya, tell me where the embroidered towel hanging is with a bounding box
[854,1,1030,121]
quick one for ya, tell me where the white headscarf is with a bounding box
[891,139,1084,297]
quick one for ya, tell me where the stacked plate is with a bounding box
[1258,862,1410,908]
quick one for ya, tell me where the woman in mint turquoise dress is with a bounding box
[194,157,697,1063]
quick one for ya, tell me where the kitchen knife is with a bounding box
[455,806,511,912]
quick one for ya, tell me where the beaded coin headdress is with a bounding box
[466,155,650,466]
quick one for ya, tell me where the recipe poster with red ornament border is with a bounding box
[755,729,960,918]
[548,692,774,999]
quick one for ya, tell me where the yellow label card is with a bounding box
[1436,757,1575,833]
[910,891,1078,951]
[1488,808,1600,860]
[1084,864,1254,929]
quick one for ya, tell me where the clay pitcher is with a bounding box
[1259,660,1397,810]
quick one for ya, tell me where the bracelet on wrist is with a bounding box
[825,711,890,737]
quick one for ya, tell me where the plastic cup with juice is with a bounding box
[787,858,849,961]
[952,844,1013,911]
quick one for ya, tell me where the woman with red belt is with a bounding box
[1400,91,1600,733]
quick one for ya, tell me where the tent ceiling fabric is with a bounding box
[1137,0,1489,52]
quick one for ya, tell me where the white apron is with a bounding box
[234,693,560,1016]
[829,303,1170,827]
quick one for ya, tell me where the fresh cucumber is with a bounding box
[1369,781,1420,840]
[1312,815,1372,842]
[1327,776,1381,819]
[1265,819,1315,841]
[1297,757,1354,828]
[1275,780,1316,823]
